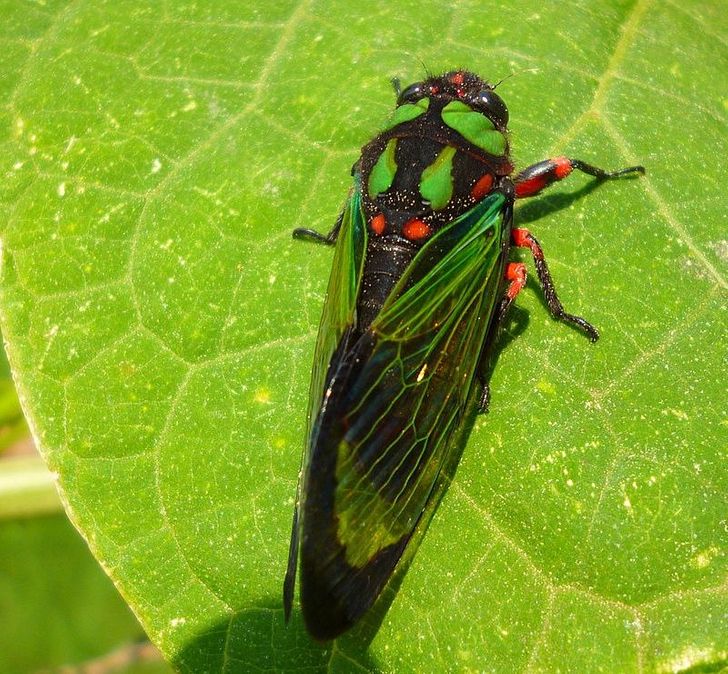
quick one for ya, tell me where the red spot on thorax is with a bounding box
[371,213,386,235]
[451,72,465,86]
[402,218,432,241]
[554,156,574,179]
[471,173,494,200]
[430,85,440,95]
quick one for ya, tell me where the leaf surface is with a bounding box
[0,1,725,671]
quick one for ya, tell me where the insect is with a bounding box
[283,70,644,640]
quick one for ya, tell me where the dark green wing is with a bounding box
[299,191,510,638]
[284,183,368,620]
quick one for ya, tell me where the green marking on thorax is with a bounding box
[419,145,457,210]
[441,100,506,156]
[384,97,430,130]
[367,138,398,199]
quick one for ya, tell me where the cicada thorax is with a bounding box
[355,94,514,331]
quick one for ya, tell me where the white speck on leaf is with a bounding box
[625,617,642,632]
[711,239,728,262]
[692,546,718,569]
[151,158,162,174]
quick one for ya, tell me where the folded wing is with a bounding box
[300,191,510,638]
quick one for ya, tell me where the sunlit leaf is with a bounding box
[0,1,725,671]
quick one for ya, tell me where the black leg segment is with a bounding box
[292,209,344,245]
[511,228,599,342]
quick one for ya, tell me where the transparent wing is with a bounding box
[300,191,511,637]
[306,188,367,437]
[284,182,367,620]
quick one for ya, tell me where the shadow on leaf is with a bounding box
[514,175,640,227]
[171,595,380,672]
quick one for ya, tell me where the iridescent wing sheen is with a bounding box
[283,183,368,621]
[299,191,511,638]
[306,187,368,442]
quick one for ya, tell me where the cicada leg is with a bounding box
[514,157,644,199]
[509,229,599,341]
[292,209,344,245]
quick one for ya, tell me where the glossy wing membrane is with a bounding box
[283,186,367,621]
[306,187,368,441]
[299,191,509,638]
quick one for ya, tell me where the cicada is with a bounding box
[283,70,644,640]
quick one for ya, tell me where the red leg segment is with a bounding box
[514,156,644,199]
[504,262,527,301]
[509,227,599,341]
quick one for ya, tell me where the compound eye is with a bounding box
[476,89,509,127]
[397,82,426,105]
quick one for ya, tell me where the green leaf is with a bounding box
[1,1,725,672]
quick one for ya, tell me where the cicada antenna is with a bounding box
[493,67,539,89]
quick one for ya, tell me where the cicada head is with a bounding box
[397,70,509,131]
